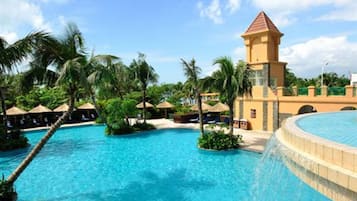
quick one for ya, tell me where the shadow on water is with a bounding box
[43,168,215,201]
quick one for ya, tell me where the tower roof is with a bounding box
[243,11,282,35]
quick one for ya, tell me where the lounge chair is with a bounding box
[81,114,89,121]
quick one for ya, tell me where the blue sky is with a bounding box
[1,0,357,83]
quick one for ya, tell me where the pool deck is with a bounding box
[24,118,272,153]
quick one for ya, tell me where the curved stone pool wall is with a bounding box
[276,113,357,201]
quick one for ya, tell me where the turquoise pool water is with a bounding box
[297,111,357,147]
[0,126,328,200]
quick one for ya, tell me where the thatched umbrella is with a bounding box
[29,104,52,125]
[78,103,96,120]
[156,101,175,118]
[53,103,72,122]
[136,102,154,109]
[209,102,229,113]
[5,106,28,127]
[29,104,52,113]
[190,102,212,111]
[6,106,27,116]
[78,102,95,110]
[53,103,69,112]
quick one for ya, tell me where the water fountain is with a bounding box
[274,111,357,201]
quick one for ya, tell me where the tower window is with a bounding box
[249,70,264,86]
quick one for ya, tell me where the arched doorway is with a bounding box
[340,106,356,111]
[298,105,316,114]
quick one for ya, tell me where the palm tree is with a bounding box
[6,23,87,186]
[130,53,158,123]
[85,54,120,120]
[0,31,48,133]
[7,57,87,184]
[207,57,252,135]
[181,58,204,136]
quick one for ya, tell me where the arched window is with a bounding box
[298,105,316,114]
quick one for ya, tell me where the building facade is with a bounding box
[235,12,357,131]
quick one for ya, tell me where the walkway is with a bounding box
[23,118,272,153]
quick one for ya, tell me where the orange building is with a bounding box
[235,11,357,131]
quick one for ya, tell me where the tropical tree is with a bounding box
[5,24,88,188]
[181,58,204,136]
[0,31,48,134]
[85,54,122,120]
[130,53,158,123]
[205,57,252,135]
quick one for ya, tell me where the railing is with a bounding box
[277,86,356,97]
[315,88,321,96]
[328,87,345,96]
[297,87,308,96]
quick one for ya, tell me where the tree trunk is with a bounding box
[197,90,204,136]
[142,89,147,124]
[89,90,103,122]
[228,102,234,135]
[7,96,75,184]
[0,88,8,134]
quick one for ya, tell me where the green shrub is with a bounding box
[133,122,156,131]
[198,130,242,150]
[105,120,135,135]
[0,129,29,151]
[0,175,17,201]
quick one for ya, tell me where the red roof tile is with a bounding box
[244,11,281,35]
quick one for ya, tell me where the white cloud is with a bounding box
[280,36,357,77]
[251,0,357,26]
[0,32,19,44]
[0,0,51,34]
[317,2,357,21]
[197,0,223,24]
[226,0,240,14]
[197,0,241,24]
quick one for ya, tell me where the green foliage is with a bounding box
[198,130,242,150]
[174,105,191,115]
[285,69,350,87]
[105,98,138,135]
[0,127,29,151]
[123,91,142,103]
[16,87,67,110]
[105,120,134,135]
[0,175,16,201]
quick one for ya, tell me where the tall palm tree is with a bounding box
[181,58,204,136]
[6,23,87,186]
[206,57,252,135]
[7,57,87,184]
[130,53,158,123]
[0,31,48,133]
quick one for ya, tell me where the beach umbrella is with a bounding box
[156,101,175,118]
[156,101,174,109]
[29,104,52,125]
[5,106,27,116]
[209,102,229,112]
[29,104,52,113]
[136,102,154,109]
[190,102,212,111]
[78,102,95,110]
[53,103,70,112]
[3,106,27,127]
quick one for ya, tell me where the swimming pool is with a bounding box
[297,111,357,147]
[0,126,328,200]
